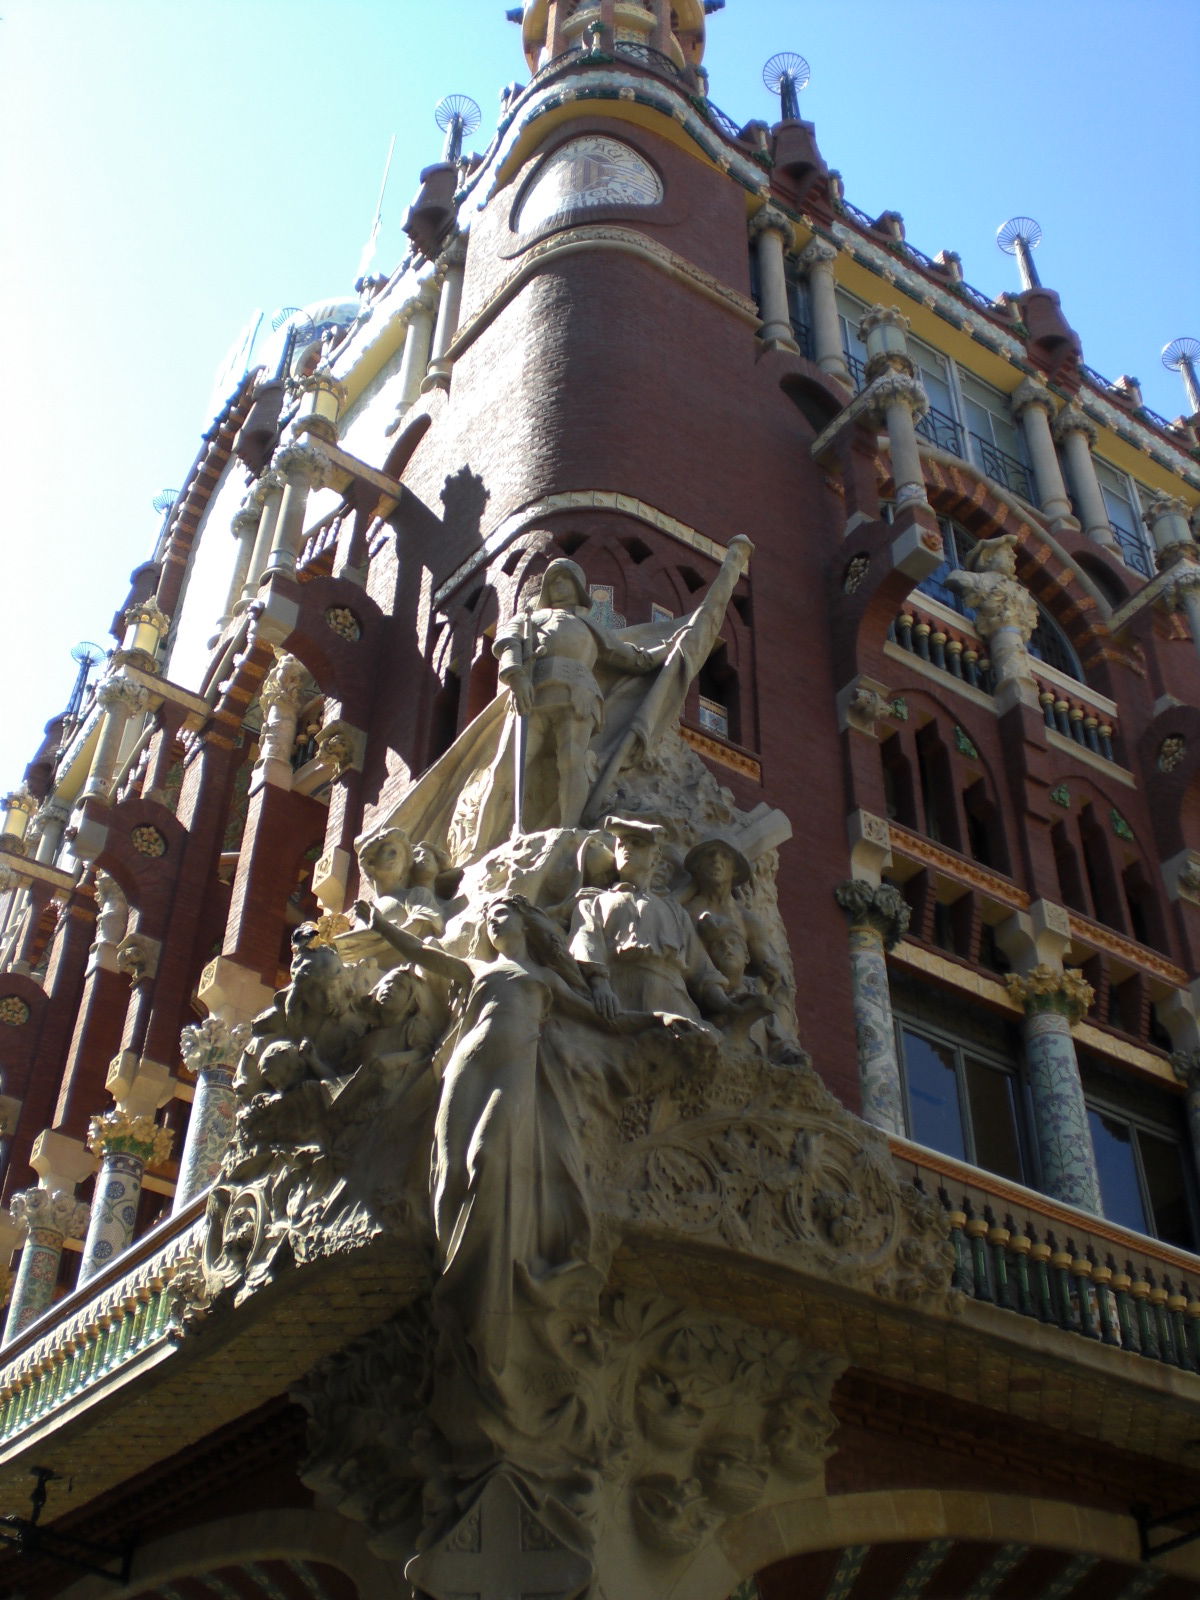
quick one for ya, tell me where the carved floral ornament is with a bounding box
[1005,964,1095,1023]
[87,1109,173,1166]
[179,1017,251,1077]
[834,879,911,950]
[0,996,29,1027]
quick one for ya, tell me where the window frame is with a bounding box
[1092,455,1156,579]
[1080,1062,1198,1248]
[894,1009,1033,1185]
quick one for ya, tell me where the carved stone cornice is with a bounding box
[180,1017,251,1078]
[1005,964,1094,1023]
[87,1110,174,1166]
[835,879,911,950]
[9,1188,89,1242]
[1052,402,1097,445]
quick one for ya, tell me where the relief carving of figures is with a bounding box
[945,534,1038,689]
[338,827,452,968]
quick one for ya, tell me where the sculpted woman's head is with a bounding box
[358,828,413,894]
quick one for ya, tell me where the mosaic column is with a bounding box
[1006,966,1102,1213]
[0,1208,26,1313]
[1172,1051,1200,1192]
[800,235,849,381]
[749,207,800,354]
[175,1017,248,1209]
[78,1110,173,1285]
[1053,404,1118,551]
[3,1189,90,1346]
[835,879,911,1136]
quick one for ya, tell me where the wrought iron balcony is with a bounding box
[966,432,1034,501]
[915,403,966,458]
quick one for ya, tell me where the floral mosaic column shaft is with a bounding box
[1006,966,1102,1213]
[3,1189,90,1346]
[175,1018,248,1209]
[78,1112,173,1285]
[835,880,911,1136]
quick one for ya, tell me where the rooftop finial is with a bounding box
[1163,338,1200,414]
[67,641,106,721]
[996,216,1043,290]
[435,95,482,164]
[763,52,810,121]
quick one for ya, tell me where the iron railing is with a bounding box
[915,404,966,457]
[1111,524,1155,580]
[612,38,685,81]
[966,433,1034,501]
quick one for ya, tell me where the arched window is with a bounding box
[917,518,1084,682]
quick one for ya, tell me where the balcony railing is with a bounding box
[1035,679,1117,762]
[1111,523,1156,581]
[915,403,965,457]
[894,1140,1200,1371]
[966,432,1034,501]
[892,604,994,694]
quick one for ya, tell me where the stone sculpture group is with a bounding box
[184,537,953,1600]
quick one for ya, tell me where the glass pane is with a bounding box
[902,1029,966,1160]
[1088,1108,1149,1234]
[964,1056,1024,1181]
[1139,1129,1194,1248]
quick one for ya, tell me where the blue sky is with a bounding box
[1,0,1196,794]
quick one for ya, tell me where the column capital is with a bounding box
[180,1016,250,1077]
[835,879,910,950]
[748,204,794,245]
[270,440,330,491]
[1173,1048,1200,1089]
[259,650,309,715]
[1005,964,1094,1023]
[96,673,152,717]
[87,1109,173,1166]
[9,1187,90,1240]
[30,1129,96,1191]
[1010,377,1056,419]
[231,503,261,538]
[440,229,469,269]
[250,468,287,506]
[1052,402,1097,445]
[1166,563,1200,609]
[799,235,838,270]
[859,302,910,340]
[868,370,928,420]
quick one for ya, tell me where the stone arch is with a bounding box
[919,457,1126,680]
[52,1508,405,1599]
[662,1488,1200,1599]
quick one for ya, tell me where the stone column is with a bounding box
[0,785,37,853]
[82,676,153,802]
[240,469,286,606]
[263,443,329,581]
[175,1017,248,1208]
[78,1110,173,1284]
[294,368,347,445]
[222,503,262,624]
[253,652,308,790]
[1053,405,1118,550]
[3,1189,89,1344]
[423,234,469,390]
[800,236,848,380]
[834,880,910,1136]
[1011,379,1075,527]
[30,801,71,867]
[749,207,800,355]
[1006,966,1102,1213]
[78,1056,174,1284]
[859,305,930,508]
[1145,494,1197,570]
[387,285,439,434]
